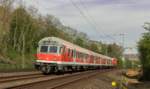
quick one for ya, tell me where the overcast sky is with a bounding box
[23,0,150,54]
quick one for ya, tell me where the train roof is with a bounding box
[39,37,112,60]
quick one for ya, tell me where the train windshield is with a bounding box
[49,46,57,53]
[40,46,48,53]
[40,45,58,53]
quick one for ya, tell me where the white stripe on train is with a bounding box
[36,60,113,66]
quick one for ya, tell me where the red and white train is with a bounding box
[35,37,117,74]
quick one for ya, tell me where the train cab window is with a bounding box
[40,46,48,53]
[49,46,58,53]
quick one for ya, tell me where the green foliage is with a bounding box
[138,23,150,80]
[89,43,100,53]
[117,58,123,68]
[124,59,132,68]
[99,43,108,55]
[107,43,123,59]
[9,7,34,53]
[74,37,85,47]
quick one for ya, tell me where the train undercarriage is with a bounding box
[34,62,113,74]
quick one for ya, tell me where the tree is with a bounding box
[0,0,14,53]
[125,59,132,68]
[105,43,124,68]
[138,22,150,80]
[107,43,123,59]
[9,7,33,53]
[74,37,84,47]
[89,43,100,53]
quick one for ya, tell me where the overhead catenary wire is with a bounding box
[79,0,117,42]
[79,0,117,43]
[69,0,96,30]
[69,0,117,43]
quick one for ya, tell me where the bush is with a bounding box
[138,23,150,80]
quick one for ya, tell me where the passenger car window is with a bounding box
[68,49,70,56]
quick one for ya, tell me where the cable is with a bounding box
[79,0,117,42]
[69,0,117,43]
[69,0,96,30]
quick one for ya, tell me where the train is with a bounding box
[34,37,117,74]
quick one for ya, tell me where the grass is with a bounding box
[0,50,36,72]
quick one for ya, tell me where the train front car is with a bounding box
[34,37,63,74]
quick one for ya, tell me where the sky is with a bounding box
[22,0,150,54]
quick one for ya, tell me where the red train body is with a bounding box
[35,37,117,74]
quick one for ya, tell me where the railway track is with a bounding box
[8,69,112,89]
[0,73,44,83]
[0,71,41,78]
[0,69,113,89]
[0,73,57,89]
[47,71,101,89]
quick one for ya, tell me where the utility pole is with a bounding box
[119,33,126,68]
[119,33,125,49]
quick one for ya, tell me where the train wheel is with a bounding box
[54,66,65,74]
[41,65,51,74]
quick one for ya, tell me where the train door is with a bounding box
[73,49,76,63]
[67,49,73,62]
[67,48,70,62]
[70,49,74,62]
[62,46,68,62]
